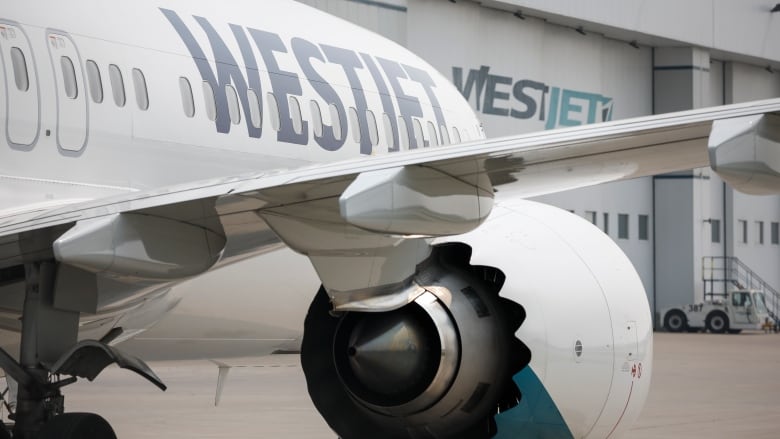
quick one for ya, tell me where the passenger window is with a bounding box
[310,100,323,138]
[348,107,360,143]
[412,118,425,148]
[132,68,149,110]
[202,81,216,121]
[451,127,461,144]
[247,89,262,129]
[86,60,103,103]
[108,64,125,107]
[132,69,149,111]
[225,84,240,125]
[267,92,280,131]
[10,47,29,92]
[289,96,303,135]
[439,125,450,145]
[329,103,342,141]
[398,116,409,150]
[366,110,379,146]
[383,113,394,150]
[60,56,78,99]
[427,121,439,147]
[179,77,195,118]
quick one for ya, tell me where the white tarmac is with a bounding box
[44,332,780,438]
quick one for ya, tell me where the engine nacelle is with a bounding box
[442,199,653,438]
[301,199,652,439]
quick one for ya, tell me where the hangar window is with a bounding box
[771,222,779,245]
[60,56,78,99]
[366,109,379,146]
[202,81,216,121]
[439,125,450,146]
[585,211,597,225]
[398,116,409,150]
[618,214,629,239]
[638,215,649,240]
[247,89,262,129]
[382,113,394,150]
[132,68,149,111]
[348,107,360,143]
[86,60,103,103]
[756,221,764,245]
[10,47,29,92]
[310,100,323,138]
[267,92,280,131]
[109,64,125,107]
[427,121,439,147]
[738,220,748,244]
[711,219,721,243]
[179,77,195,118]
[289,96,303,135]
[225,84,240,125]
[451,127,462,144]
[329,103,342,140]
[603,213,609,235]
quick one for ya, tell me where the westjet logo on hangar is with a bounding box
[452,65,614,129]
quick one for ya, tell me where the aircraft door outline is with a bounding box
[0,20,41,150]
[46,29,88,154]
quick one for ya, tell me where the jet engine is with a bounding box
[301,199,653,438]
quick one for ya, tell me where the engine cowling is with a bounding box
[301,199,652,439]
[445,199,653,438]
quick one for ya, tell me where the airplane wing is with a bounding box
[2,99,779,273]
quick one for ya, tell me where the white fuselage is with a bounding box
[0,0,482,338]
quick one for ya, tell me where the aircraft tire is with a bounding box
[35,412,116,439]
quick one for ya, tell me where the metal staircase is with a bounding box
[702,256,780,319]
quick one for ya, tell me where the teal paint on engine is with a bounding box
[494,367,574,438]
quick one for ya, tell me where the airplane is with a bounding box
[0,0,778,438]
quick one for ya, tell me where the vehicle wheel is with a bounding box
[35,413,116,439]
[705,312,729,334]
[664,310,687,332]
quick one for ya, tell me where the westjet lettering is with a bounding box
[453,65,613,129]
[163,9,447,154]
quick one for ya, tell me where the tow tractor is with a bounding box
[662,289,773,333]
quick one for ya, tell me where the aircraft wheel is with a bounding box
[35,413,116,439]
[0,422,11,439]
[664,310,687,332]
[706,312,729,334]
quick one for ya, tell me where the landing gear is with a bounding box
[301,244,530,439]
[0,261,165,438]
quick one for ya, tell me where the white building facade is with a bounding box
[298,0,780,325]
